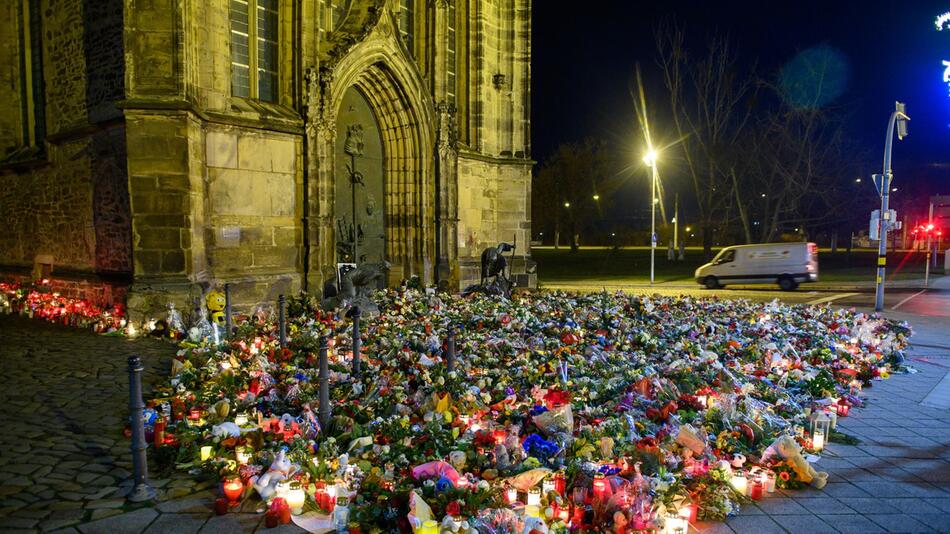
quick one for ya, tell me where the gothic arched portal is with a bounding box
[334,87,386,266]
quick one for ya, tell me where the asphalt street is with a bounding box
[542,276,950,339]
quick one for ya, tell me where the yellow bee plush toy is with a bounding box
[205,289,227,326]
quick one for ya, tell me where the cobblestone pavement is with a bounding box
[1,312,948,534]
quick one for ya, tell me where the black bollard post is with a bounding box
[224,283,232,337]
[446,325,456,373]
[318,336,331,428]
[278,294,287,348]
[350,306,362,377]
[127,355,156,502]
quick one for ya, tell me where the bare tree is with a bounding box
[533,139,613,250]
[656,25,757,258]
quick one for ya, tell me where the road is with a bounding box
[541,277,950,318]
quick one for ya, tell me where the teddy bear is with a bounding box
[251,450,299,502]
[764,435,828,489]
[205,289,227,326]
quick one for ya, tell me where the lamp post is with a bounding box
[873,102,909,312]
[644,149,659,285]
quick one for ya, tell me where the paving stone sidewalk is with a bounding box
[1,313,948,533]
[697,337,950,534]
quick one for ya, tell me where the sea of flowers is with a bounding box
[0,281,126,332]
[134,288,910,533]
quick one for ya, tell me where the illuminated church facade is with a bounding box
[0,0,534,317]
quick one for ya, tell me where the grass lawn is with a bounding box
[532,246,940,284]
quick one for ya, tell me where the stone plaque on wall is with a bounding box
[218,226,241,248]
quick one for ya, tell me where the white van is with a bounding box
[695,242,818,291]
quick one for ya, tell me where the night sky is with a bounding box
[532,1,950,213]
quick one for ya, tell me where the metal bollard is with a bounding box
[278,294,287,348]
[446,326,456,373]
[350,306,362,377]
[318,336,330,428]
[127,355,156,502]
[224,283,232,337]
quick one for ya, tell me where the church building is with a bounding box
[0,0,534,317]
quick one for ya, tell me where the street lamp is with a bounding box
[592,194,600,201]
[563,201,571,208]
[643,148,660,285]
[872,101,910,312]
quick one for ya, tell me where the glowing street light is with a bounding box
[643,149,658,167]
[643,148,660,285]
[592,194,600,201]
[563,201,571,208]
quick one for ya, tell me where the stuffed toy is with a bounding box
[765,435,828,489]
[251,450,299,501]
[206,289,226,325]
[411,461,460,485]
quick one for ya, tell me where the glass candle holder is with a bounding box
[527,487,541,506]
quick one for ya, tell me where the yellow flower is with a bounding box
[880,370,890,379]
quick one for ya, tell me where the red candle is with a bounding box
[592,473,607,501]
[189,407,201,421]
[678,502,698,523]
[750,480,763,500]
[214,497,229,515]
[223,477,244,504]
[837,402,850,417]
[554,472,567,496]
[571,505,585,527]
[153,418,166,448]
[265,509,279,528]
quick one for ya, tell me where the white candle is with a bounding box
[729,473,748,495]
[664,514,688,534]
[813,428,825,451]
[507,487,518,504]
[542,479,556,495]
[527,488,541,506]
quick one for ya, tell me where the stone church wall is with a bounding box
[204,126,304,308]
[456,152,534,289]
[0,0,131,306]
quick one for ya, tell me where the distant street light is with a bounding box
[592,194,600,201]
[855,178,862,183]
[563,201,571,208]
[685,226,691,232]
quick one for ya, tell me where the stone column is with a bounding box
[305,67,338,294]
[436,102,460,289]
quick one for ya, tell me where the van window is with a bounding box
[715,250,735,265]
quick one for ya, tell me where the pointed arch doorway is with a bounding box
[320,58,436,287]
[334,87,385,266]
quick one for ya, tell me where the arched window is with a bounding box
[230,0,279,102]
[398,0,414,53]
[446,0,456,106]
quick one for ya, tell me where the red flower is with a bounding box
[779,471,790,481]
[544,390,571,408]
[445,500,462,517]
